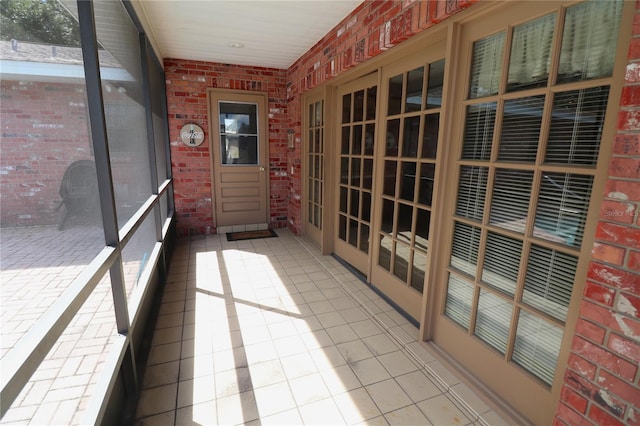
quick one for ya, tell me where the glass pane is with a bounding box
[340,157,349,184]
[427,59,445,109]
[411,251,427,293]
[354,90,365,122]
[123,213,157,311]
[456,166,488,222]
[482,232,522,296]
[400,162,416,202]
[366,86,377,120]
[397,202,413,237]
[489,169,534,233]
[363,159,374,190]
[394,242,410,282]
[340,187,347,213]
[406,67,424,112]
[451,222,481,277]
[421,113,439,158]
[149,50,168,186]
[381,199,394,234]
[349,219,358,247]
[499,96,545,162]
[364,123,375,155]
[341,127,350,154]
[362,191,371,222]
[314,129,321,153]
[507,13,555,92]
[342,94,351,123]
[445,274,474,330]
[352,125,363,155]
[535,173,593,247]
[469,32,505,98]
[402,116,420,157]
[219,102,258,165]
[350,189,360,217]
[415,208,431,244]
[339,214,347,240]
[512,310,563,386]
[524,245,577,321]
[418,163,435,206]
[383,161,397,196]
[0,0,107,371]
[309,103,314,126]
[386,119,400,156]
[220,135,258,165]
[558,0,623,84]
[350,158,361,186]
[462,103,496,160]
[546,86,609,166]
[316,100,324,126]
[388,74,403,115]
[379,234,392,271]
[359,224,370,254]
[475,290,512,355]
[220,102,257,133]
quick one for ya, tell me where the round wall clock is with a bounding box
[180,123,205,146]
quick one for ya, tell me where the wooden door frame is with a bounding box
[207,88,270,229]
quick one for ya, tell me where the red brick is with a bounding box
[589,404,626,426]
[579,300,640,339]
[628,37,640,61]
[596,222,640,247]
[587,262,640,292]
[604,179,640,202]
[561,385,588,414]
[597,370,640,405]
[613,134,640,155]
[592,242,626,265]
[575,317,608,342]
[608,156,640,178]
[567,353,597,380]
[600,200,637,224]
[555,402,587,426]
[629,251,640,271]
[608,333,640,363]
[571,336,638,380]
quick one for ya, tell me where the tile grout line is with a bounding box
[291,233,489,426]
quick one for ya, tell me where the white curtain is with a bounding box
[507,13,556,87]
[558,0,623,81]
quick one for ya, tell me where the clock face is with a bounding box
[180,123,205,146]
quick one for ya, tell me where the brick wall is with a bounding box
[555,4,640,425]
[0,80,92,227]
[163,60,288,236]
[285,0,476,233]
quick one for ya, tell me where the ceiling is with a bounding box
[136,1,362,69]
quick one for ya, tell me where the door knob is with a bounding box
[259,167,265,171]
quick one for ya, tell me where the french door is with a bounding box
[431,1,625,424]
[304,92,325,248]
[370,50,446,321]
[333,74,378,274]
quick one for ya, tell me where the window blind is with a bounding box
[451,222,481,277]
[456,166,488,222]
[475,290,513,354]
[462,103,496,160]
[489,169,534,231]
[499,96,545,162]
[523,245,577,321]
[469,32,505,98]
[445,274,474,330]
[482,232,522,296]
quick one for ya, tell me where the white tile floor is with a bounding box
[134,228,511,425]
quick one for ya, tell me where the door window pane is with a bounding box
[482,232,522,296]
[402,116,420,157]
[507,14,555,92]
[512,310,563,386]
[546,87,609,166]
[406,67,424,112]
[388,74,403,115]
[427,60,445,109]
[558,0,623,83]
[219,102,258,165]
[418,163,435,206]
[450,222,481,277]
[463,103,496,160]
[489,169,533,233]
[469,32,505,98]
[445,274,474,330]
[499,96,545,163]
[475,290,512,355]
[421,113,439,158]
[456,166,488,222]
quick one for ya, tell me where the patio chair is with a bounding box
[56,160,99,230]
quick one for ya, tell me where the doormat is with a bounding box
[226,229,278,241]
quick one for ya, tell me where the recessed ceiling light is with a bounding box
[228,42,244,48]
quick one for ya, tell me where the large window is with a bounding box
[0,0,173,423]
[444,0,623,385]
